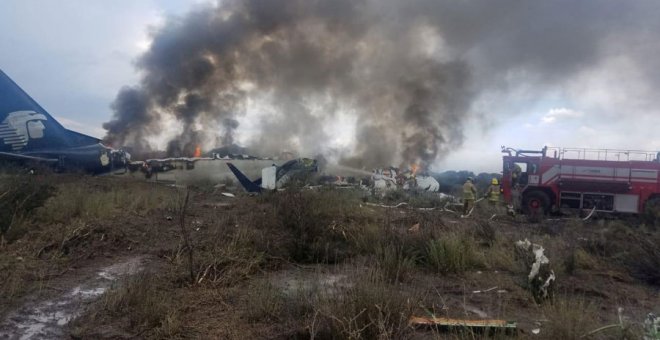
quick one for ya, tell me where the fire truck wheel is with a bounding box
[523,191,550,215]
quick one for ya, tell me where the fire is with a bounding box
[193,145,202,158]
[411,164,419,176]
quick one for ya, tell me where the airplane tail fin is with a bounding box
[227,163,262,193]
[0,69,100,153]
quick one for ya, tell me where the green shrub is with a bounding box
[424,235,483,274]
[375,244,416,283]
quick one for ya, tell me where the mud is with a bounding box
[0,256,145,340]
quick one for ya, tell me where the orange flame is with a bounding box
[411,164,419,176]
[193,145,202,158]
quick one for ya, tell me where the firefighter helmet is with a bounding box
[491,178,499,185]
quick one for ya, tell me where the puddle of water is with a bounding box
[0,257,144,340]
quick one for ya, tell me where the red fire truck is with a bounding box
[501,146,660,215]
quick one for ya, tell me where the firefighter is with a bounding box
[511,163,522,186]
[462,177,477,215]
[485,178,501,204]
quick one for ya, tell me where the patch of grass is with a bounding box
[375,244,417,283]
[483,240,515,271]
[472,220,497,247]
[0,173,55,242]
[424,234,484,274]
[316,269,419,339]
[191,226,266,286]
[70,273,183,338]
[267,188,369,264]
[541,297,599,339]
[37,180,177,223]
[243,280,288,322]
[623,232,660,286]
[563,247,598,275]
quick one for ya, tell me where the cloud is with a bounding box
[541,108,583,124]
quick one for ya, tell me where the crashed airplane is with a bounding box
[372,167,440,192]
[228,158,319,193]
[0,69,129,174]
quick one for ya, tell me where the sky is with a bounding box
[1,1,660,173]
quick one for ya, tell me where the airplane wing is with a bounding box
[0,151,58,163]
[227,163,262,193]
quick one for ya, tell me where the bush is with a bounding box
[0,173,55,241]
[424,234,483,274]
[624,233,660,286]
[317,270,418,339]
[375,244,417,283]
[269,189,363,263]
[541,298,598,339]
[71,273,183,338]
[36,180,177,223]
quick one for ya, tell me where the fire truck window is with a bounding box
[512,162,527,186]
[529,163,538,174]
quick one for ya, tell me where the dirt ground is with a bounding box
[1,174,659,339]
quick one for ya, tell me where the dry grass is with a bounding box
[424,233,485,274]
[2,178,657,338]
[36,179,178,223]
[0,172,55,242]
[541,297,599,339]
[310,269,420,339]
[70,273,184,339]
[0,174,178,316]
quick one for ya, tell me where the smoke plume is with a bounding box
[103,0,660,168]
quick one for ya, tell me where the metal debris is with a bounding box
[472,286,498,294]
[409,316,517,332]
[645,313,660,340]
[515,239,556,303]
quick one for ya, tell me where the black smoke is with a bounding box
[103,0,660,167]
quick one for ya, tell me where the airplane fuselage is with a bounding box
[19,143,128,174]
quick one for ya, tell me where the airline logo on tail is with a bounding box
[0,111,48,151]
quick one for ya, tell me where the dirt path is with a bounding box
[0,256,146,340]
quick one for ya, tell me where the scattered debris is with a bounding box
[532,328,541,335]
[221,192,235,198]
[472,286,498,294]
[372,167,440,192]
[365,202,409,209]
[408,223,420,233]
[582,206,597,221]
[581,307,628,338]
[409,316,517,333]
[644,313,659,340]
[515,239,556,303]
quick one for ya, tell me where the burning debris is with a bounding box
[372,166,440,192]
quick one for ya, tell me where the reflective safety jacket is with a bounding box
[463,181,477,200]
[486,184,501,202]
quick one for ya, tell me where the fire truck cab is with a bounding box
[501,146,660,215]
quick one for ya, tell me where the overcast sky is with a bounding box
[1,1,659,173]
